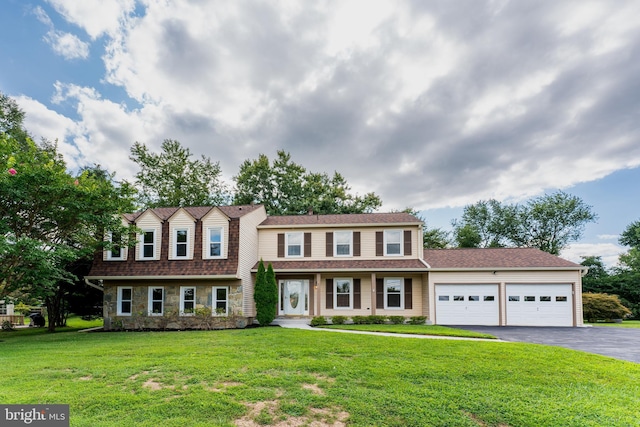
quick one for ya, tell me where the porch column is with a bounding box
[371,272,377,315]
[316,273,322,316]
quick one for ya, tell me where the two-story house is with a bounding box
[87,205,585,329]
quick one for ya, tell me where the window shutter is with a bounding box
[353,232,361,257]
[326,279,334,309]
[404,230,412,256]
[354,278,361,309]
[304,233,312,257]
[404,278,413,309]
[376,232,383,256]
[376,278,384,309]
[326,232,333,257]
[277,233,285,258]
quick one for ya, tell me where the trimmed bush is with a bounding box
[367,315,387,324]
[310,316,327,327]
[352,316,368,325]
[388,316,405,324]
[331,316,348,325]
[583,292,632,322]
[408,316,427,325]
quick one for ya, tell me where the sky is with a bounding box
[1,0,639,267]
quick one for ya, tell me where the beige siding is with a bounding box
[168,209,196,260]
[135,211,162,260]
[238,206,268,317]
[201,208,230,259]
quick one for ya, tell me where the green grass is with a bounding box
[1,327,639,426]
[319,323,497,339]
[587,320,640,328]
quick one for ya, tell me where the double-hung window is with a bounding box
[180,286,196,315]
[212,286,228,315]
[108,231,124,260]
[384,278,404,309]
[334,231,352,257]
[148,287,164,316]
[285,232,303,257]
[208,227,223,258]
[384,230,402,256]
[334,278,353,309]
[174,229,188,258]
[141,230,156,259]
[117,287,133,315]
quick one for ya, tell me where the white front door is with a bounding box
[280,280,307,315]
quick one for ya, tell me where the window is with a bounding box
[384,230,402,256]
[384,278,404,309]
[468,296,480,302]
[285,232,303,257]
[208,227,223,258]
[140,230,156,259]
[212,286,228,315]
[0,304,7,315]
[334,231,352,256]
[107,231,124,260]
[524,296,536,302]
[484,296,495,301]
[117,287,132,316]
[148,287,164,315]
[439,295,450,301]
[174,229,188,258]
[556,296,568,302]
[453,295,464,301]
[180,287,196,315]
[334,278,352,309]
[540,296,551,302]
[509,296,520,301]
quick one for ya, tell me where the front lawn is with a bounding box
[319,323,497,339]
[1,327,639,426]
[587,320,640,328]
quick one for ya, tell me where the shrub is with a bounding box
[331,316,348,325]
[367,315,387,324]
[408,316,427,325]
[583,293,632,322]
[388,316,405,324]
[2,320,14,331]
[310,316,327,327]
[254,260,278,326]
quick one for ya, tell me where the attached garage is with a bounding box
[435,284,499,325]
[506,284,573,326]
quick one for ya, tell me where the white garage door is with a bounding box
[506,284,573,326]
[435,284,499,325]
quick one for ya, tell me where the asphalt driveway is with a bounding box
[455,326,640,363]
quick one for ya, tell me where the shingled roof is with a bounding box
[253,259,428,272]
[423,248,583,269]
[259,212,422,227]
[123,204,262,222]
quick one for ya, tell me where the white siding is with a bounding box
[237,206,268,317]
[168,209,195,260]
[135,211,162,260]
[201,208,230,259]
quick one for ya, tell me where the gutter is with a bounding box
[84,278,104,292]
[85,274,240,281]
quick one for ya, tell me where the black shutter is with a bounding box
[376,232,383,256]
[326,279,334,309]
[376,278,384,309]
[353,232,361,257]
[277,233,285,258]
[304,233,312,257]
[404,278,413,309]
[404,230,412,256]
[354,278,361,309]
[326,232,333,257]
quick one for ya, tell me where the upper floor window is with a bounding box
[384,230,402,256]
[141,230,156,259]
[148,287,164,316]
[117,286,132,316]
[286,232,303,258]
[174,229,189,258]
[384,278,404,309]
[180,286,196,315]
[107,231,124,260]
[334,231,352,257]
[208,227,223,258]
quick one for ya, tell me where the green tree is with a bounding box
[582,293,632,322]
[452,199,517,248]
[395,208,449,249]
[130,139,229,208]
[234,150,382,215]
[620,219,640,248]
[253,260,277,326]
[580,256,612,293]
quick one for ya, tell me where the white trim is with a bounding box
[117,286,133,316]
[173,228,190,259]
[334,277,353,310]
[179,286,196,316]
[384,229,403,256]
[87,274,240,280]
[206,227,224,259]
[258,222,422,229]
[139,229,157,260]
[384,277,404,310]
[285,232,304,258]
[106,232,125,261]
[148,286,164,316]
[334,231,353,257]
[212,286,229,316]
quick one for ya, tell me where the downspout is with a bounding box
[84,278,104,292]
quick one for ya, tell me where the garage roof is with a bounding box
[423,248,582,269]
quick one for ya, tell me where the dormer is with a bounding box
[200,207,230,259]
[168,208,196,260]
[134,209,163,261]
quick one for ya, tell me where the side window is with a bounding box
[174,229,189,258]
[334,231,352,257]
[384,230,402,256]
[180,286,195,315]
[285,232,303,257]
[117,287,132,315]
[148,287,164,316]
[208,227,223,258]
[334,278,353,309]
[140,230,156,259]
[212,286,228,315]
[384,278,404,309]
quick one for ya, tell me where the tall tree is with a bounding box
[620,219,640,248]
[452,199,518,248]
[396,208,450,249]
[234,150,382,215]
[130,139,229,208]
[253,260,277,326]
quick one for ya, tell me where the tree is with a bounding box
[580,256,612,294]
[234,150,382,215]
[130,139,229,208]
[253,260,277,326]
[582,293,631,322]
[395,208,450,249]
[620,219,640,248]
[452,199,517,248]
[1,93,136,331]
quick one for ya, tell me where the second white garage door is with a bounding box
[435,284,499,325]
[506,284,573,326]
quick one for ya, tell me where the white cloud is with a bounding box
[598,234,620,241]
[33,5,89,60]
[45,0,135,39]
[561,243,626,268]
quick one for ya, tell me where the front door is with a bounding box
[280,280,307,315]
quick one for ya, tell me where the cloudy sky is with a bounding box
[1,0,639,266]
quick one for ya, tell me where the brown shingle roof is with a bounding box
[423,248,582,269]
[125,205,262,222]
[253,259,428,272]
[259,212,422,227]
